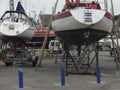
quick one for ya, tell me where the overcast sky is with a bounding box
[0,0,120,18]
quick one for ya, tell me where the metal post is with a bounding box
[96,42,99,67]
[65,42,69,76]
[18,68,24,88]
[61,67,65,86]
[110,0,119,70]
[87,48,90,65]
[96,42,101,84]
[96,66,101,83]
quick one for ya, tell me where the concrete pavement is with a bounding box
[0,51,120,90]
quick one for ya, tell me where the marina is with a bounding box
[0,0,120,90]
[0,51,120,90]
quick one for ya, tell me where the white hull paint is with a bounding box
[52,8,113,33]
[52,7,113,45]
[0,21,35,42]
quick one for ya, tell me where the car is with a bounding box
[48,40,63,54]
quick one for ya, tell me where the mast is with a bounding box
[9,0,14,11]
[104,0,108,11]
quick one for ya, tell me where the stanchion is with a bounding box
[96,66,101,84]
[18,68,24,88]
[61,67,65,86]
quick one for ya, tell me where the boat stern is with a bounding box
[70,8,109,24]
[0,21,29,36]
[70,7,113,32]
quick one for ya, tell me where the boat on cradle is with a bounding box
[0,1,35,43]
[26,26,56,48]
[52,0,114,46]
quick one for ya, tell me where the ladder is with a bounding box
[84,9,92,23]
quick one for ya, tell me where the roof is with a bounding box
[39,14,51,27]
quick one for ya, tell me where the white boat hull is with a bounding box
[0,21,35,42]
[52,8,113,45]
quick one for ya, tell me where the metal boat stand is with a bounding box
[62,42,100,76]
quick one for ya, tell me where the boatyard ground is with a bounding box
[0,51,120,90]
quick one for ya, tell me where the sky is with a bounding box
[0,0,120,19]
[0,0,65,18]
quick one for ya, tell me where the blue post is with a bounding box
[96,66,101,84]
[18,68,24,88]
[61,67,65,86]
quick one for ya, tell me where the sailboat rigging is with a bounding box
[0,0,35,43]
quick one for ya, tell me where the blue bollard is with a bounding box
[61,67,65,86]
[18,68,24,88]
[96,66,101,84]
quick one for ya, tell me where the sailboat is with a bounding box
[0,0,35,43]
[26,26,56,48]
[52,0,113,46]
